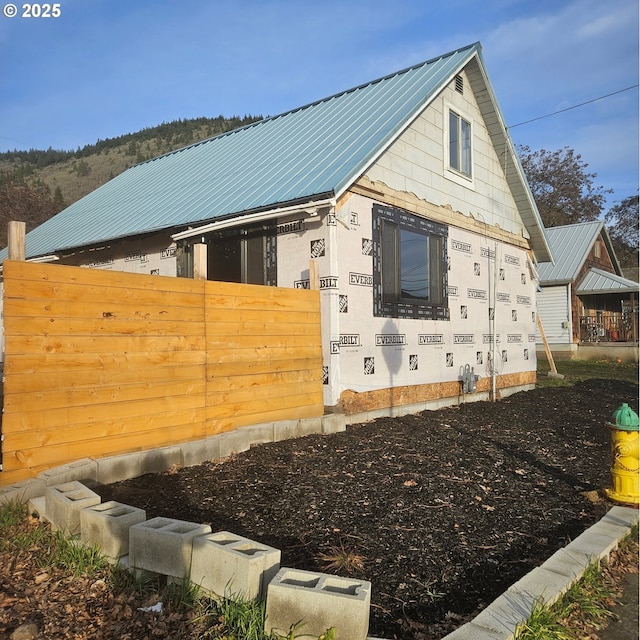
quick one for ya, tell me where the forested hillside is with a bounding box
[0,114,262,247]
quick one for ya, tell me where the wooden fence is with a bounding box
[0,260,323,485]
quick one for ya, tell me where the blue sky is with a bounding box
[0,0,637,210]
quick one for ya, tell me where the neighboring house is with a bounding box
[535,221,639,361]
[0,42,553,416]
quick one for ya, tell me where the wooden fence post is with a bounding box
[309,259,320,290]
[8,221,26,261]
[193,243,207,280]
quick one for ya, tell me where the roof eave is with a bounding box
[599,225,624,275]
[468,51,553,264]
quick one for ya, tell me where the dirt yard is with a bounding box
[90,378,639,639]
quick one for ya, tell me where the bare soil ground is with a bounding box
[1,378,638,639]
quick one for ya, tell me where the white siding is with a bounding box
[365,69,526,238]
[536,285,571,344]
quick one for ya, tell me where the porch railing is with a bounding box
[579,314,638,343]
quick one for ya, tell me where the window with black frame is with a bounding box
[373,204,449,320]
[207,224,277,286]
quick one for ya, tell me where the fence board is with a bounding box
[3,316,205,338]
[4,297,206,323]
[207,369,320,392]
[4,379,207,413]
[0,260,323,484]
[6,393,205,431]
[207,357,322,379]
[5,364,205,395]
[3,260,204,294]
[4,350,206,375]
[5,407,208,450]
[4,335,206,356]
[206,404,321,434]
[2,420,207,474]
[8,279,203,309]
[205,308,319,325]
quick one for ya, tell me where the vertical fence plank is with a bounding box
[7,221,25,261]
[193,243,207,281]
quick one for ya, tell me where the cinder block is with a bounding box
[45,481,101,535]
[80,501,146,561]
[218,430,252,458]
[265,568,371,640]
[38,458,98,487]
[28,496,46,521]
[140,445,182,475]
[471,590,538,638]
[243,422,275,448]
[541,548,588,581]
[566,530,620,562]
[297,417,323,437]
[273,419,304,442]
[602,505,640,529]
[587,517,633,541]
[129,517,211,579]
[322,414,346,434]
[439,621,508,639]
[507,566,573,608]
[180,437,221,468]
[96,452,143,485]
[0,478,46,505]
[190,531,280,601]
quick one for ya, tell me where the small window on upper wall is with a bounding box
[449,110,472,178]
[594,239,602,259]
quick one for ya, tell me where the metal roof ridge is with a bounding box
[545,220,603,233]
[135,42,481,168]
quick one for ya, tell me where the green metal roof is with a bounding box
[7,42,549,262]
[576,267,638,295]
[537,221,620,284]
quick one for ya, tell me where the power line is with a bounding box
[507,84,639,129]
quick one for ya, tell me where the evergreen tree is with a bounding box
[53,186,66,209]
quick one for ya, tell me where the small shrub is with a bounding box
[318,541,365,574]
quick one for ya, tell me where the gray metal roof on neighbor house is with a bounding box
[576,267,638,295]
[536,221,619,284]
[6,41,550,262]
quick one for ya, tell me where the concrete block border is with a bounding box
[191,531,281,601]
[265,568,371,640]
[80,501,146,561]
[129,517,212,579]
[44,481,101,535]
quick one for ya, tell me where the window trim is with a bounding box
[372,204,449,320]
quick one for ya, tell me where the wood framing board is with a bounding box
[337,371,536,415]
[350,177,531,250]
